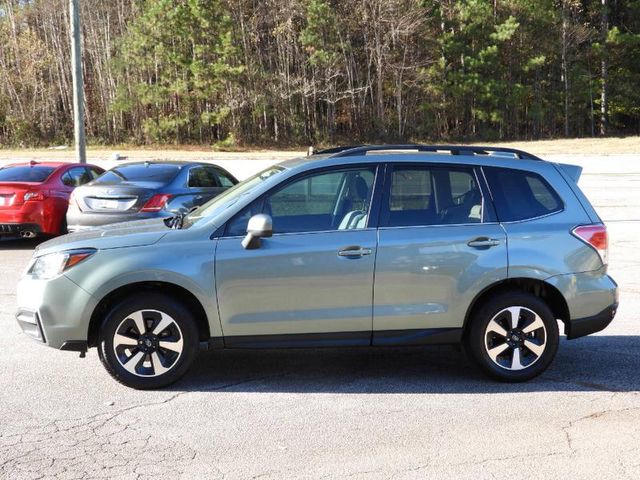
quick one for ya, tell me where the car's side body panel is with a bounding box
[215,229,377,338]
[545,266,618,320]
[372,224,508,332]
[63,232,223,340]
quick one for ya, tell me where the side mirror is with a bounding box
[241,214,273,249]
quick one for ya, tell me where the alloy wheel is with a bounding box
[483,306,547,371]
[112,309,184,377]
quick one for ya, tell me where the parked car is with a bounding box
[16,145,617,389]
[0,161,104,238]
[66,161,238,232]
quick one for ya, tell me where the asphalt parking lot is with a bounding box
[1,153,639,479]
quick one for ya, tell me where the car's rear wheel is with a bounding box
[98,294,198,389]
[465,291,559,382]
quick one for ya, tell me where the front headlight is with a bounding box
[29,249,96,280]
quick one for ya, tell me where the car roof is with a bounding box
[2,161,99,169]
[112,160,213,168]
[278,145,546,173]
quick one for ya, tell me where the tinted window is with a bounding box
[215,169,236,187]
[226,167,376,235]
[484,167,562,222]
[184,166,284,229]
[62,167,92,187]
[88,167,103,179]
[0,166,55,182]
[382,166,483,227]
[93,164,180,185]
[189,167,220,188]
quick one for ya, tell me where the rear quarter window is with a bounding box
[484,167,563,222]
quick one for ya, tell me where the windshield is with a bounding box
[182,166,284,228]
[0,166,55,183]
[94,163,181,185]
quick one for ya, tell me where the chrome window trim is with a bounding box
[377,222,500,232]
[223,227,378,240]
[497,208,566,225]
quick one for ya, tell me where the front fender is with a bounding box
[64,239,222,338]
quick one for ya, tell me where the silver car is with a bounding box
[16,145,618,389]
[66,161,237,232]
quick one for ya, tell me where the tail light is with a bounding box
[572,224,608,266]
[68,191,77,207]
[24,191,46,201]
[141,194,172,212]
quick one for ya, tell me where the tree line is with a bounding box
[0,0,638,147]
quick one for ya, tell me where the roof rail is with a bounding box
[321,144,542,161]
[311,145,369,155]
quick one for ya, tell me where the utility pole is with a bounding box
[70,0,86,163]
[600,0,609,136]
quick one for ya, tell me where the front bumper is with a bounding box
[15,273,97,350]
[15,309,47,342]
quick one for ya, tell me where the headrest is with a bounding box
[350,176,368,200]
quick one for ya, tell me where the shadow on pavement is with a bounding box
[172,335,640,394]
[0,236,48,250]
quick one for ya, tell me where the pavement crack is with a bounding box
[561,406,640,455]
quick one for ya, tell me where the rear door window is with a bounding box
[484,167,563,222]
[381,165,484,227]
[188,166,221,188]
[61,167,92,187]
[88,167,104,180]
[214,168,237,187]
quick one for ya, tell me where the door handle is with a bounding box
[338,246,373,257]
[467,237,501,248]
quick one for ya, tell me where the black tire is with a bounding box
[464,291,559,382]
[98,293,199,389]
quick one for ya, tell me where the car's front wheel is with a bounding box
[465,291,559,382]
[98,294,198,389]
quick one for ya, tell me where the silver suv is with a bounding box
[16,145,618,389]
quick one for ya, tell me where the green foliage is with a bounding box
[113,0,244,143]
[300,0,340,67]
[0,0,639,146]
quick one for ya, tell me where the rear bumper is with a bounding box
[545,268,618,338]
[0,199,62,235]
[67,211,171,232]
[0,223,41,235]
[566,303,618,339]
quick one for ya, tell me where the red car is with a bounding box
[0,161,104,238]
